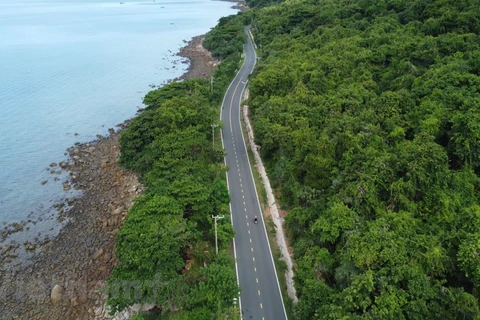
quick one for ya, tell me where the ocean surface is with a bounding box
[0,0,236,240]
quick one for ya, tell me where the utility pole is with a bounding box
[211,123,218,149]
[212,214,224,255]
[210,75,214,96]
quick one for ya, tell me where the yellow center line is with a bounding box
[258,290,261,296]
[260,303,263,309]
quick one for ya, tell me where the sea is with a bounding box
[0,0,237,243]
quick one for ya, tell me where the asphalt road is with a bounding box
[220,26,288,320]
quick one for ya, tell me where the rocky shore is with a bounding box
[0,124,142,320]
[0,34,219,320]
[176,35,219,81]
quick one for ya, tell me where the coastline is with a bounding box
[176,35,220,81]
[0,35,221,320]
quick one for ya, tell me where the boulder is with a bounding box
[112,206,123,215]
[92,248,104,260]
[107,217,117,227]
[103,252,112,263]
[51,285,64,304]
[70,296,79,307]
[94,306,104,317]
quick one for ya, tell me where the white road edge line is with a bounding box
[229,80,243,133]
[219,29,252,320]
[221,105,243,318]
[236,29,289,320]
[221,137,242,317]
[220,26,288,320]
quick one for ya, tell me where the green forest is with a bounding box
[243,0,480,318]
[106,14,246,319]
[108,0,480,318]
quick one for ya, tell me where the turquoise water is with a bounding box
[0,0,236,228]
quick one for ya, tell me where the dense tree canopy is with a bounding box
[107,14,246,318]
[244,0,480,318]
[108,0,480,317]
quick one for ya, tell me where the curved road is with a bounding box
[220,26,288,320]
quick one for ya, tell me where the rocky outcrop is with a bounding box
[176,35,219,81]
